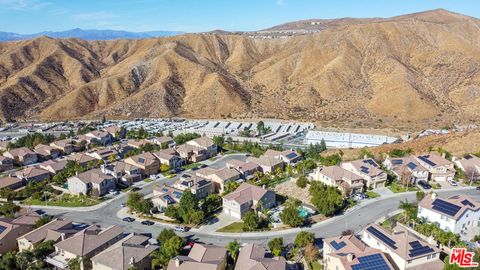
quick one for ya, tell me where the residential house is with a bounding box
[124,152,160,176]
[383,156,429,184]
[0,176,25,190]
[226,159,261,179]
[66,152,98,167]
[167,243,227,270]
[86,148,119,161]
[0,156,14,172]
[223,183,276,219]
[34,144,61,160]
[50,139,75,154]
[176,143,209,163]
[3,147,38,165]
[196,167,241,193]
[454,154,480,182]
[246,156,284,174]
[91,233,158,270]
[46,225,124,269]
[86,130,113,146]
[263,149,302,166]
[152,185,183,209]
[39,159,68,174]
[17,218,76,252]
[0,214,40,255]
[418,193,480,241]
[362,223,444,270]
[173,173,213,199]
[105,125,125,139]
[153,148,185,169]
[148,136,175,148]
[127,139,149,149]
[313,165,364,195]
[341,159,387,189]
[101,161,142,186]
[323,234,395,270]
[67,169,116,196]
[415,154,455,182]
[234,244,288,270]
[186,137,217,157]
[16,167,51,182]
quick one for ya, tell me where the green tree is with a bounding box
[242,211,260,231]
[67,257,82,270]
[157,229,177,246]
[0,202,20,218]
[257,121,265,135]
[16,250,34,269]
[227,240,241,262]
[416,191,425,202]
[296,176,308,188]
[33,240,55,259]
[280,199,304,227]
[201,194,222,214]
[35,216,53,228]
[212,135,225,148]
[399,199,416,221]
[268,237,283,256]
[295,231,315,248]
[309,182,344,216]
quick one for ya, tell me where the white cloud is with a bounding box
[0,0,51,10]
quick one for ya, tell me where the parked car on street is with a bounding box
[122,217,135,222]
[174,225,189,232]
[141,220,154,226]
[448,179,458,186]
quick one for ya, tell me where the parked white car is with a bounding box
[448,179,458,186]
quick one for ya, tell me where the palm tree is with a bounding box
[227,240,241,263]
[399,200,414,223]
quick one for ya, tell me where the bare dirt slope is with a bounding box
[0,9,480,130]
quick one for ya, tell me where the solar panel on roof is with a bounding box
[173,191,183,198]
[391,159,403,165]
[163,195,175,204]
[432,199,461,217]
[0,225,6,234]
[407,162,417,170]
[366,226,397,249]
[351,253,391,270]
[138,157,145,164]
[330,240,346,250]
[418,155,436,167]
[162,187,169,192]
[408,241,434,257]
[461,199,475,207]
[364,159,378,167]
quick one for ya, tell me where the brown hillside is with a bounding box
[0,9,480,130]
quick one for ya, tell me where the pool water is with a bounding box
[297,206,314,218]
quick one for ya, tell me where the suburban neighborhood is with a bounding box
[0,119,478,270]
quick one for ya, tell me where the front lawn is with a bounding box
[388,182,419,193]
[23,194,102,207]
[143,178,153,183]
[431,182,441,189]
[216,222,244,233]
[182,163,200,170]
[365,191,380,198]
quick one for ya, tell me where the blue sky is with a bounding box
[0,0,479,34]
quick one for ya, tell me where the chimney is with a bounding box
[76,171,79,176]
[441,152,446,158]
[262,184,266,189]
[431,192,437,200]
[347,253,354,262]
[363,154,368,160]
[174,257,181,267]
[129,257,135,266]
[452,156,456,162]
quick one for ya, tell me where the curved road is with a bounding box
[34,155,480,247]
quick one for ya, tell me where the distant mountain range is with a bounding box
[0,28,183,41]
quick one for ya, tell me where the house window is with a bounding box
[407,260,412,264]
